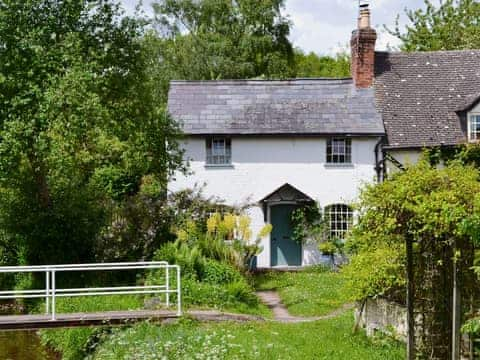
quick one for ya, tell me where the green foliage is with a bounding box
[425,143,480,170]
[346,160,480,358]
[39,295,142,360]
[150,240,264,315]
[0,0,184,267]
[151,0,295,83]
[291,202,326,244]
[294,49,351,78]
[389,0,480,51]
[350,160,480,250]
[318,241,337,256]
[95,188,226,263]
[254,266,350,317]
[341,246,406,301]
[182,277,262,314]
[199,259,243,285]
[92,313,405,360]
[175,212,271,271]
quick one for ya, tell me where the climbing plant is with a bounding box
[344,160,480,359]
[290,202,327,244]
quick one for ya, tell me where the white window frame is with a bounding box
[206,137,232,165]
[468,112,480,142]
[324,204,353,240]
[326,138,352,164]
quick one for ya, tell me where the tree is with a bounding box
[389,0,480,51]
[294,49,350,78]
[0,1,184,267]
[344,160,480,359]
[151,0,295,82]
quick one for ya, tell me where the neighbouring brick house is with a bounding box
[167,4,480,268]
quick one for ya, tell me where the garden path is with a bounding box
[256,290,353,323]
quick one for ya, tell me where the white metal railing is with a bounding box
[0,261,181,320]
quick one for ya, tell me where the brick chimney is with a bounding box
[351,4,377,88]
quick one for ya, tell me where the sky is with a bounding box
[120,0,432,55]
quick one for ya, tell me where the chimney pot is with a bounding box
[358,6,371,29]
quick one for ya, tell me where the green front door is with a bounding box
[270,204,302,266]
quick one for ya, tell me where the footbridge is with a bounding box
[0,261,181,330]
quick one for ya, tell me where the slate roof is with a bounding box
[168,79,385,136]
[375,50,480,149]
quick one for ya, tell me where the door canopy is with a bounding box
[259,183,314,220]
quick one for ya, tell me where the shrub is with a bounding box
[153,242,205,280]
[150,242,260,314]
[198,259,243,285]
[341,246,405,302]
[226,280,259,307]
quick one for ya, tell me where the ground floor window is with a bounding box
[324,204,353,240]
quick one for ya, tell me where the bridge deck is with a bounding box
[0,310,179,331]
[0,310,264,331]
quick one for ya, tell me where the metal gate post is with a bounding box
[45,269,50,315]
[166,266,170,307]
[51,270,56,321]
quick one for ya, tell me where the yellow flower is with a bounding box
[258,224,273,239]
[176,229,188,242]
[223,213,237,232]
[186,220,197,234]
[238,215,252,240]
[243,229,252,242]
[238,215,251,230]
[207,213,219,233]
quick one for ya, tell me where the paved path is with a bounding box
[256,290,353,323]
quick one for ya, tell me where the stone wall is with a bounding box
[354,298,407,341]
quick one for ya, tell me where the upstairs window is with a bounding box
[325,204,353,240]
[206,137,231,165]
[468,114,480,142]
[326,138,352,164]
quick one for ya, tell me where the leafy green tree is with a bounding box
[344,160,480,358]
[294,49,350,78]
[151,0,295,83]
[389,0,480,51]
[0,1,183,266]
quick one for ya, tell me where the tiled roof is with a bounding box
[168,79,385,136]
[375,50,480,149]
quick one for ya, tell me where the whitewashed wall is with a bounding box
[169,136,380,267]
[385,150,422,174]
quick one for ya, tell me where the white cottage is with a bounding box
[167,78,384,268]
[167,4,480,268]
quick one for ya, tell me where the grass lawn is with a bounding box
[92,314,405,360]
[254,266,350,317]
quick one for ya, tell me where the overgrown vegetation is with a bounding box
[343,160,480,358]
[148,212,272,313]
